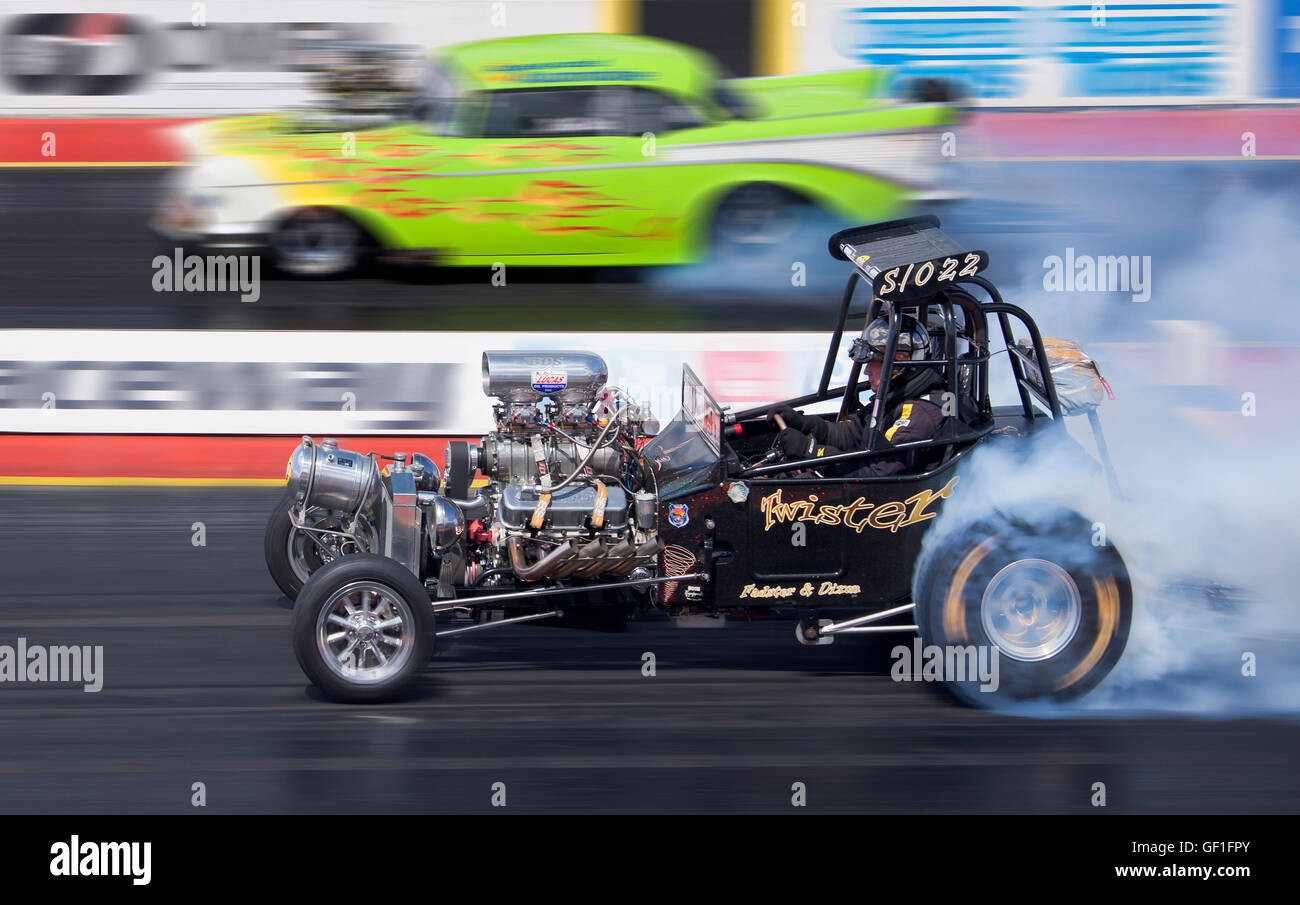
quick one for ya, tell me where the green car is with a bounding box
[155,33,961,275]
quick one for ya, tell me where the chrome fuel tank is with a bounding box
[286,437,377,513]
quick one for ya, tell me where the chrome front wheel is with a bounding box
[292,554,435,703]
[315,580,418,686]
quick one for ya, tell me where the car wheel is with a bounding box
[291,554,435,703]
[270,207,363,276]
[904,77,963,104]
[264,487,372,600]
[709,183,810,259]
[912,505,1132,707]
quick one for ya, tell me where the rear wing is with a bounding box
[828,215,989,303]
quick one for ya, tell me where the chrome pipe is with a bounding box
[436,610,561,638]
[610,538,663,575]
[817,603,916,636]
[572,539,631,578]
[507,537,575,582]
[553,539,607,579]
[834,625,919,634]
[430,571,709,611]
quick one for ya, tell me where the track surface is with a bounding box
[1,159,1295,332]
[2,158,1298,812]
[0,487,1295,814]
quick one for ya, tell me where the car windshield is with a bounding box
[639,365,723,498]
[640,411,720,499]
[409,60,475,136]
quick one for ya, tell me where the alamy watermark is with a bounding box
[1043,248,1151,303]
[890,639,1000,692]
[0,637,103,692]
[50,836,150,885]
[152,248,261,303]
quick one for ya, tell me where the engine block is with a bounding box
[480,435,623,486]
[286,350,660,592]
[472,351,657,583]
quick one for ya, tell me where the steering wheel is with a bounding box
[738,411,792,470]
[753,411,793,468]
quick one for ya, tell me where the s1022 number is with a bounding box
[877,252,984,298]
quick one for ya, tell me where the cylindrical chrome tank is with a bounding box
[286,437,378,513]
[481,351,608,404]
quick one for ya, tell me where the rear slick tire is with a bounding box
[912,506,1132,707]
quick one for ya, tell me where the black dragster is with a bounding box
[270,216,1132,707]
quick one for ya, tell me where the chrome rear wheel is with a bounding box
[980,558,1082,662]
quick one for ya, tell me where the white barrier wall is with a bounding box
[2,0,1292,114]
[0,0,604,114]
[0,330,857,435]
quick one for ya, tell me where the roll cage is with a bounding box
[731,216,1112,485]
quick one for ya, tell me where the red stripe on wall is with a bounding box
[0,435,474,480]
[0,118,204,163]
[4,109,1300,165]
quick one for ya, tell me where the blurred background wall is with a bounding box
[3,1,1298,115]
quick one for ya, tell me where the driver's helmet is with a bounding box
[850,314,931,363]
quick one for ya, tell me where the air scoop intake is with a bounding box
[482,351,608,405]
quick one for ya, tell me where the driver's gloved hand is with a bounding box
[770,405,808,432]
[779,428,814,460]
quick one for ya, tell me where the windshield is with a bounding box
[639,364,724,498]
[640,411,720,499]
[410,60,475,136]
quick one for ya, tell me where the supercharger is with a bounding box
[281,351,662,597]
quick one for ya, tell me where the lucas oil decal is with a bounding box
[760,476,958,534]
[531,369,568,394]
[667,503,690,528]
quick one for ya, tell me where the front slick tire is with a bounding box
[913,506,1132,708]
[292,554,435,703]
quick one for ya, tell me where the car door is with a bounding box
[746,478,848,585]
[424,85,653,258]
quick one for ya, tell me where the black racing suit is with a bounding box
[778,382,950,478]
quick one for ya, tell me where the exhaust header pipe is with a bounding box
[507,537,576,582]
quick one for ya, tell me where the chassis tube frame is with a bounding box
[430,571,710,613]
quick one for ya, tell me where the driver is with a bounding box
[770,313,951,477]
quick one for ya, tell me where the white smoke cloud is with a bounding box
[923,183,1300,716]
